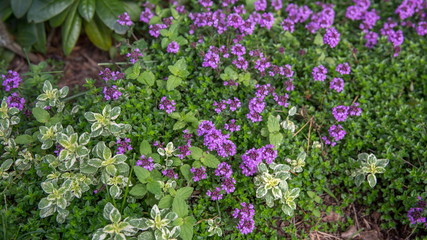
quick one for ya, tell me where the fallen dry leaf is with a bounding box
[359,230,381,240]
[341,225,359,239]
[322,211,342,222]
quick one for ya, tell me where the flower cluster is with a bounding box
[407,196,427,227]
[103,86,122,101]
[149,24,167,38]
[332,102,362,122]
[162,168,178,179]
[1,70,22,91]
[345,1,380,30]
[197,121,237,158]
[190,166,207,182]
[224,119,240,132]
[158,96,176,114]
[206,162,236,200]
[117,12,133,26]
[323,27,340,48]
[336,62,351,75]
[312,65,328,81]
[126,48,143,64]
[116,138,132,154]
[7,92,25,111]
[140,8,154,23]
[329,77,345,93]
[213,97,241,113]
[99,68,124,82]
[177,130,192,159]
[240,145,277,176]
[232,202,255,234]
[136,155,155,171]
[305,4,335,34]
[167,41,180,54]
[322,124,346,147]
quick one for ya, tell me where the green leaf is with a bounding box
[269,132,283,148]
[78,0,95,21]
[176,187,193,200]
[27,0,73,23]
[96,0,127,34]
[180,164,191,181]
[180,223,194,240]
[168,59,189,78]
[134,166,151,183]
[172,197,188,217]
[138,232,154,240]
[15,134,34,144]
[367,174,377,188]
[129,184,147,197]
[49,7,69,27]
[314,33,323,46]
[125,64,141,80]
[267,115,280,133]
[11,0,32,18]
[61,2,82,56]
[147,181,162,195]
[139,140,152,155]
[137,71,155,87]
[201,154,220,168]
[158,195,173,208]
[84,16,112,51]
[166,75,182,91]
[32,107,50,123]
[189,147,203,160]
[173,120,186,130]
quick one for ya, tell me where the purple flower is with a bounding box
[336,63,351,75]
[227,13,243,29]
[226,97,241,112]
[261,144,277,164]
[236,218,255,234]
[345,6,364,20]
[116,138,132,154]
[1,70,22,92]
[99,68,124,82]
[206,187,223,200]
[117,12,133,26]
[140,8,154,23]
[231,44,246,56]
[273,94,289,107]
[254,57,271,73]
[190,166,207,182]
[271,0,283,11]
[159,96,176,114]
[364,31,379,48]
[254,0,267,11]
[215,162,233,178]
[54,145,63,156]
[330,78,345,93]
[281,18,295,33]
[407,208,426,225]
[259,13,275,30]
[240,148,263,176]
[284,79,295,91]
[217,140,237,158]
[416,22,427,36]
[388,30,404,47]
[198,0,213,8]
[246,111,262,123]
[224,80,239,87]
[6,92,25,111]
[213,100,227,114]
[332,105,349,122]
[312,65,328,81]
[221,177,236,193]
[197,120,215,136]
[202,50,220,69]
[103,85,122,101]
[167,41,180,54]
[233,202,256,234]
[224,119,241,132]
[136,155,155,171]
[126,48,143,64]
[162,168,178,179]
[177,144,191,159]
[348,102,362,116]
[323,27,340,48]
[149,24,167,38]
[248,97,266,113]
[232,57,248,70]
[328,124,346,141]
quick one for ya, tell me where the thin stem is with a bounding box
[121,154,135,212]
[63,91,89,102]
[293,118,311,137]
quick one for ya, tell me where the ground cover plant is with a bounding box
[0,0,426,239]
